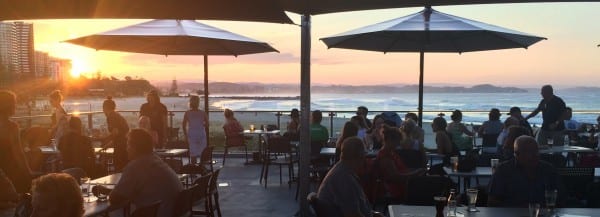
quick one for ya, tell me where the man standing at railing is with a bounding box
[139,90,168,149]
[525,85,567,146]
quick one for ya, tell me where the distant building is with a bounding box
[0,21,34,87]
[48,58,72,83]
[34,51,49,78]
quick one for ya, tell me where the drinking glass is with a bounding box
[466,188,479,212]
[80,177,90,195]
[433,196,447,217]
[545,189,558,215]
[547,138,554,147]
[528,203,541,217]
[249,124,255,132]
[450,156,459,172]
[490,158,499,173]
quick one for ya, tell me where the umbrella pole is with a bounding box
[204,55,210,147]
[418,51,424,128]
[298,14,312,217]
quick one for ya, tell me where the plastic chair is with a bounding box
[557,167,594,202]
[130,200,162,217]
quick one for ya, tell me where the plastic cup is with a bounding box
[490,158,499,173]
[249,124,255,132]
[451,156,459,172]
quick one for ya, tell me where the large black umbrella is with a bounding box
[0,0,293,24]
[66,19,278,146]
[321,7,546,126]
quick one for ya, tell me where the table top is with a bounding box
[539,145,596,154]
[388,205,599,217]
[320,147,336,156]
[91,173,189,185]
[154,148,188,157]
[443,166,600,178]
[242,129,280,135]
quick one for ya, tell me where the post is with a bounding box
[418,51,424,127]
[204,55,210,145]
[298,14,312,217]
[328,112,336,136]
[88,113,93,133]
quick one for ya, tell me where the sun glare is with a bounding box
[70,59,94,78]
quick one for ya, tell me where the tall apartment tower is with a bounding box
[0,21,34,86]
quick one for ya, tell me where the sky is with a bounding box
[28,3,600,87]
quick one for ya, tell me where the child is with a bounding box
[182,95,207,164]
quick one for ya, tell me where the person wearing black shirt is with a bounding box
[525,85,567,146]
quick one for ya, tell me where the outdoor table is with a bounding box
[425,152,445,165]
[539,145,596,154]
[242,129,280,163]
[388,205,600,217]
[83,200,112,217]
[443,166,492,193]
[154,148,188,161]
[90,172,189,185]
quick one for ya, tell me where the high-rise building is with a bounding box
[0,21,34,86]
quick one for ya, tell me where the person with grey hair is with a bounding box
[525,85,567,146]
[317,137,383,217]
[139,90,168,149]
[488,135,563,207]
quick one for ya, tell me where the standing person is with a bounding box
[48,90,68,142]
[139,90,168,149]
[102,96,130,171]
[0,90,31,193]
[525,85,567,146]
[356,106,372,129]
[182,95,207,165]
[138,116,159,147]
[310,110,329,156]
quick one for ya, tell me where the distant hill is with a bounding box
[155,81,526,94]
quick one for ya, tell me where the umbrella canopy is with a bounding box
[66,19,278,145]
[321,7,546,125]
[0,0,293,24]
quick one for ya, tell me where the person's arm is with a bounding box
[525,102,543,120]
[460,124,474,136]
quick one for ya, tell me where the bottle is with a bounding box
[447,189,457,217]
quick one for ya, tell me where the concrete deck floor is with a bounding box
[212,157,302,217]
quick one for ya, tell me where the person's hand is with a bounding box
[92,185,110,197]
[373,211,385,217]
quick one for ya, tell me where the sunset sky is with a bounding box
[28,3,600,87]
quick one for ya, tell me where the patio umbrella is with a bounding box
[0,0,293,24]
[65,19,278,145]
[321,6,546,126]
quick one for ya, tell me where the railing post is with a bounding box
[275,112,282,129]
[88,113,93,132]
[328,112,336,138]
[168,111,174,128]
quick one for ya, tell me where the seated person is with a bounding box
[428,116,459,165]
[478,108,503,145]
[562,107,582,131]
[367,115,385,150]
[335,122,359,161]
[0,169,17,208]
[284,108,300,141]
[400,119,422,151]
[30,173,84,217]
[95,129,183,217]
[496,117,520,150]
[222,109,245,146]
[447,110,474,151]
[376,126,426,199]
[500,126,530,160]
[317,137,383,217]
[350,116,368,142]
[404,113,424,146]
[488,136,564,207]
[58,117,95,173]
[310,110,329,155]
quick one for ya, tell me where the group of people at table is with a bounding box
[0,89,210,217]
[314,85,600,217]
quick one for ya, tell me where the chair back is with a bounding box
[481,133,499,147]
[131,200,162,217]
[172,185,196,217]
[396,149,426,169]
[307,192,342,217]
[224,132,245,147]
[540,154,567,168]
[268,136,292,154]
[208,169,221,194]
[200,146,214,165]
[193,174,211,202]
[405,176,456,205]
[557,167,594,200]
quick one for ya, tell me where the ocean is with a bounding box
[54,90,600,125]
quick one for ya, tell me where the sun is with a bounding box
[70,58,94,78]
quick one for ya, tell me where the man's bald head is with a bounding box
[514,135,539,169]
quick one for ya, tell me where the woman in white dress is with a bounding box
[182,95,207,164]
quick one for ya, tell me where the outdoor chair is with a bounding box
[557,167,594,205]
[481,133,500,148]
[168,127,180,142]
[130,200,162,217]
[200,146,216,172]
[396,149,426,169]
[222,130,248,166]
[207,169,222,217]
[191,174,212,217]
[404,175,456,206]
[163,158,183,173]
[172,184,197,217]
[262,136,297,188]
